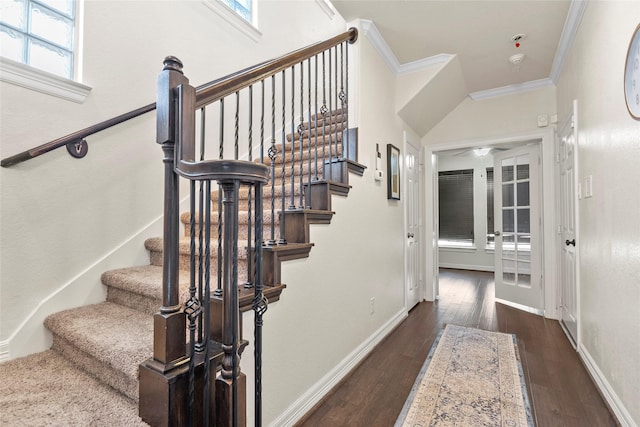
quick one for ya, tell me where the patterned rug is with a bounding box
[395,325,534,427]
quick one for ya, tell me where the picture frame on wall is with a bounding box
[387,144,400,200]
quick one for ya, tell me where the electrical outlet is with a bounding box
[369,297,375,315]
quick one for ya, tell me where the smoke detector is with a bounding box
[511,33,527,47]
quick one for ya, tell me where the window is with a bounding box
[439,169,474,246]
[486,167,495,246]
[1,0,76,79]
[221,0,251,23]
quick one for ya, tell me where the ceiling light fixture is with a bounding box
[473,147,492,157]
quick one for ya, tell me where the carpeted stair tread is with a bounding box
[44,302,153,382]
[145,236,252,258]
[0,350,147,426]
[102,265,188,299]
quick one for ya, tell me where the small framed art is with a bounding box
[387,144,400,200]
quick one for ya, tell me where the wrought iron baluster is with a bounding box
[328,48,333,180]
[345,41,350,159]
[235,91,240,160]
[289,66,296,210]
[321,52,327,181]
[215,98,225,297]
[260,80,265,165]
[298,61,305,208]
[307,58,313,205]
[334,46,339,161]
[339,43,346,160]
[203,179,212,426]
[268,76,277,246]
[197,108,206,347]
[187,180,201,427]
[279,71,287,244]
[246,86,254,289]
[314,55,319,181]
[253,181,267,426]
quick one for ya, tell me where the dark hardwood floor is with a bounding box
[296,268,617,427]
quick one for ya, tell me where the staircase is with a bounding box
[0,109,364,425]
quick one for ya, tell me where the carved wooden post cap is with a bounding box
[163,56,184,73]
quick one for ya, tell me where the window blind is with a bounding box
[438,169,474,244]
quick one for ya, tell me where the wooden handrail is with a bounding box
[195,28,357,108]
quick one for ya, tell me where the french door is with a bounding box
[405,140,422,309]
[493,144,543,311]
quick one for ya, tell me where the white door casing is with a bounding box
[494,144,543,311]
[405,137,422,309]
[558,101,579,346]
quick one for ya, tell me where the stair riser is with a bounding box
[149,248,250,275]
[52,335,139,402]
[259,144,343,167]
[107,287,160,317]
[287,122,347,142]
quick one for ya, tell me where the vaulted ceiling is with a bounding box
[331,0,575,96]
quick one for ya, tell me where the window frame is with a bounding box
[0,0,90,102]
[203,0,262,43]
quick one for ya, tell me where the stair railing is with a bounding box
[139,28,358,427]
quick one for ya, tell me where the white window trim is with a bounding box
[0,57,91,103]
[202,0,262,43]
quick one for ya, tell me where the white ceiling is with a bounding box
[331,0,574,95]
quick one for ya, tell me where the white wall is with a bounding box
[556,2,640,425]
[437,152,495,271]
[0,1,346,357]
[258,25,409,425]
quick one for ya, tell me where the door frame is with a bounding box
[403,131,424,309]
[424,129,559,318]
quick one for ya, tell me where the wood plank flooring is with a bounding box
[296,268,617,427]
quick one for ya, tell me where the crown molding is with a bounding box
[550,0,588,84]
[316,0,336,19]
[359,19,401,73]
[398,54,453,74]
[469,78,554,101]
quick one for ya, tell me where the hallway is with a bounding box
[297,269,616,426]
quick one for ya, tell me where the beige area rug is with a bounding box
[395,325,533,427]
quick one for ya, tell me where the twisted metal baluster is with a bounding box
[339,43,347,160]
[186,180,202,427]
[307,58,313,206]
[321,52,327,181]
[203,179,212,426]
[197,107,206,347]
[234,91,240,160]
[253,181,267,426]
[215,99,225,297]
[313,55,319,181]
[267,76,277,246]
[279,71,287,244]
[231,180,240,427]
[298,61,305,208]
[328,48,333,180]
[334,46,340,161]
[289,66,296,210]
[345,41,350,160]
[260,80,265,164]
[245,86,253,289]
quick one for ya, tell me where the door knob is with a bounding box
[565,239,576,246]
[494,231,501,236]
[407,233,414,238]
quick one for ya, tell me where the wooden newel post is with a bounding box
[139,56,190,426]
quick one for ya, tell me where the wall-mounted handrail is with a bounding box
[0,58,283,168]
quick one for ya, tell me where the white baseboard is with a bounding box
[0,341,9,362]
[578,344,637,427]
[438,263,494,272]
[269,308,408,427]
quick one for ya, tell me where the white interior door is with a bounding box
[405,140,422,309]
[559,106,579,345]
[494,144,543,311]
